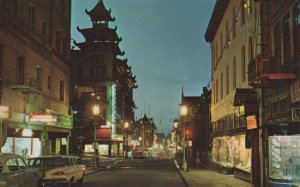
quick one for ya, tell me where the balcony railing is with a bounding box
[9,75,41,93]
[248,55,296,87]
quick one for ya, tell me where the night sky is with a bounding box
[71,0,215,133]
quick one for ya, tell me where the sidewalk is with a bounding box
[174,160,254,187]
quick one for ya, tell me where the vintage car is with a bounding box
[0,153,41,187]
[28,155,85,186]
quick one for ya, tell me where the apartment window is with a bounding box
[0,44,3,72]
[63,38,68,56]
[241,45,246,82]
[16,57,25,85]
[220,32,223,57]
[246,0,253,15]
[226,65,229,95]
[283,13,292,64]
[216,79,218,103]
[36,66,43,90]
[220,73,223,99]
[42,21,47,36]
[216,41,219,62]
[29,6,35,30]
[274,23,282,67]
[226,21,229,49]
[248,36,254,63]
[295,3,300,61]
[60,80,64,101]
[232,7,236,40]
[56,31,61,51]
[60,0,66,11]
[47,76,52,89]
[233,57,236,89]
[241,0,245,26]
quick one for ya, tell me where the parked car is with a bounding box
[132,151,145,159]
[0,153,41,187]
[28,155,85,186]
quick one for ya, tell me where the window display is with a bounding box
[269,136,300,182]
[212,135,251,172]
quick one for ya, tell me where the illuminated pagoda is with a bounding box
[70,0,137,157]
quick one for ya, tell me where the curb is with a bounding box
[174,160,190,187]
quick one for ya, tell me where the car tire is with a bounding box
[77,173,84,184]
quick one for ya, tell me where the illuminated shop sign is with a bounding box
[246,115,257,130]
[0,106,9,119]
[29,114,57,123]
[75,86,94,93]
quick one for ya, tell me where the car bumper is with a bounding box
[39,178,69,186]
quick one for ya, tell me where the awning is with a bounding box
[233,88,258,106]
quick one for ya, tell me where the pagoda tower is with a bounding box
[70,1,137,156]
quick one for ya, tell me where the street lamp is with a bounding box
[180,105,188,172]
[124,121,129,157]
[92,104,100,155]
[173,120,178,157]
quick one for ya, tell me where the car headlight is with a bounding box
[52,172,65,176]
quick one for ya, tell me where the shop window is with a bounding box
[283,13,292,64]
[294,3,300,62]
[28,6,35,31]
[60,80,64,101]
[232,57,236,90]
[16,57,25,85]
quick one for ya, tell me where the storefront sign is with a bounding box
[246,115,257,130]
[75,86,94,93]
[0,106,9,119]
[292,108,300,122]
[29,114,57,123]
[96,128,111,140]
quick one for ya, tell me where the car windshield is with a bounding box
[28,158,62,168]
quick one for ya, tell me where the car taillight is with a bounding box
[53,171,64,175]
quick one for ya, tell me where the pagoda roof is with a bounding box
[73,41,125,56]
[85,0,115,22]
[77,26,122,42]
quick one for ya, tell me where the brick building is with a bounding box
[0,0,72,156]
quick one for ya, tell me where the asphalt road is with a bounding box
[73,159,188,187]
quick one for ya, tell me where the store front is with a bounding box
[212,134,252,173]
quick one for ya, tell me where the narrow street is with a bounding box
[75,159,187,187]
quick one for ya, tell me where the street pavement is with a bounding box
[80,156,254,187]
[174,160,254,187]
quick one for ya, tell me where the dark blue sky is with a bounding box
[71,0,215,133]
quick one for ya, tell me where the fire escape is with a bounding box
[248,0,296,88]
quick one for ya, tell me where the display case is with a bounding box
[212,135,251,172]
[269,136,300,184]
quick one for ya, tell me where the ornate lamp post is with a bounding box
[173,120,178,157]
[180,105,188,172]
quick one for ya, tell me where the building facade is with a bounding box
[70,1,137,157]
[0,0,72,157]
[205,0,258,184]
